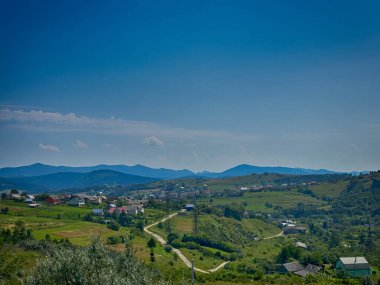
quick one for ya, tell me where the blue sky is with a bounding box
[1,0,380,172]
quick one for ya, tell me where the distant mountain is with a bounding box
[0,163,194,179]
[0,163,348,182]
[0,170,158,192]
[200,164,338,178]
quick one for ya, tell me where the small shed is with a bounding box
[294,241,307,249]
[186,204,194,211]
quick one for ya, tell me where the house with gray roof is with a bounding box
[336,257,371,277]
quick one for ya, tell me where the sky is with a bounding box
[1,0,380,172]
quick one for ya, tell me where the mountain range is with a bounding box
[0,169,158,192]
[0,162,339,179]
[0,163,355,192]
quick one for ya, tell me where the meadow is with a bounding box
[198,189,326,212]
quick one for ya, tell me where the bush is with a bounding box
[107,236,121,245]
[164,245,172,253]
[167,232,179,244]
[107,222,120,231]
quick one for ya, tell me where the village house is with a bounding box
[294,264,321,277]
[10,193,23,200]
[281,261,304,273]
[85,195,102,205]
[336,257,371,277]
[281,262,321,277]
[68,197,85,206]
[114,205,144,216]
[46,195,62,205]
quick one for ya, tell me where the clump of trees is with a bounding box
[0,220,32,244]
[28,236,168,285]
[182,234,236,253]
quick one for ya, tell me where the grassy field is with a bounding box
[199,189,325,212]
[308,180,349,197]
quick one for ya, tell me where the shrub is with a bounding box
[107,222,120,231]
[164,245,172,253]
[107,236,121,245]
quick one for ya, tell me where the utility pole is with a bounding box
[191,259,195,285]
[193,205,199,234]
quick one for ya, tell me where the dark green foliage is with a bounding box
[83,213,93,222]
[223,203,244,220]
[0,208,9,215]
[107,236,122,245]
[276,245,302,263]
[0,222,33,245]
[164,245,172,253]
[182,234,236,253]
[107,221,120,231]
[147,238,156,249]
[0,249,22,284]
[167,232,179,244]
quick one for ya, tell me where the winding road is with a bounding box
[144,210,229,274]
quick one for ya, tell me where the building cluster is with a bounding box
[281,256,372,278]
[45,194,107,206]
[278,219,307,235]
[147,189,210,200]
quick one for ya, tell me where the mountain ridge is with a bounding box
[0,169,158,193]
[0,162,365,181]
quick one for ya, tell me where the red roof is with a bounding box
[108,208,116,214]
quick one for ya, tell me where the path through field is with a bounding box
[144,209,229,274]
[262,231,284,240]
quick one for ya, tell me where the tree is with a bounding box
[167,232,179,244]
[1,207,9,215]
[27,236,168,284]
[136,221,144,232]
[147,238,156,249]
[276,245,302,263]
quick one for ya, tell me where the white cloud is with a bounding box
[73,139,88,149]
[0,109,256,142]
[142,136,165,147]
[39,143,60,152]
